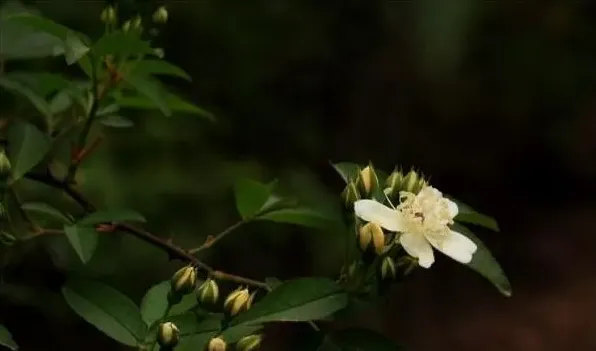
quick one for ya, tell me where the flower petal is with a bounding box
[400,232,434,268]
[426,230,477,264]
[354,200,403,232]
[446,198,459,218]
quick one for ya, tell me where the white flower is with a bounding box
[354,186,477,268]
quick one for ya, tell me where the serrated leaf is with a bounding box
[319,328,403,351]
[452,223,511,296]
[131,60,191,81]
[93,31,155,57]
[6,121,51,181]
[451,199,499,231]
[140,281,197,328]
[63,225,98,263]
[63,31,89,65]
[21,202,73,224]
[234,178,272,219]
[122,74,171,116]
[99,115,134,128]
[0,75,52,117]
[78,209,146,226]
[0,325,18,351]
[230,278,348,326]
[331,162,361,183]
[258,207,332,229]
[62,279,146,346]
[113,92,214,120]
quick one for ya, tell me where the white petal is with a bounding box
[446,198,459,218]
[426,230,477,264]
[354,200,403,232]
[400,232,434,268]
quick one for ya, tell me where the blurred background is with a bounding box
[1,0,596,350]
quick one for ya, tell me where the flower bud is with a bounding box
[100,6,116,24]
[171,265,197,296]
[122,20,131,33]
[358,222,385,255]
[0,150,12,179]
[197,278,219,306]
[153,48,165,59]
[413,177,428,194]
[357,164,379,197]
[380,256,397,280]
[132,15,143,32]
[236,334,264,351]
[341,181,360,208]
[207,336,227,351]
[157,322,180,348]
[384,168,402,197]
[401,169,420,193]
[152,6,168,24]
[223,287,251,317]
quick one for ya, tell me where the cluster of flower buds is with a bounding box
[384,168,427,198]
[157,322,180,350]
[341,163,380,208]
[205,334,263,351]
[100,5,116,25]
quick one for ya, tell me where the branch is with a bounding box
[188,220,246,254]
[23,171,269,290]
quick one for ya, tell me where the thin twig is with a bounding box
[188,220,247,254]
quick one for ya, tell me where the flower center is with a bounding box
[397,187,454,240]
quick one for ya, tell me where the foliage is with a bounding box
[0,2,511,351]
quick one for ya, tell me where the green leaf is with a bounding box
[234,178,272,219]
[0,325,18,351]
[140,281,197,328]
[122,74,171,116]
[99,115,134,128]
[78,209,146,226]
[319,328,403,351]
[96,104,119,116]
[6,121,51,181]
[452,199,499,231]
[452,223,511,297]
[0,1,63,60]
[49,90,74,115]
[62,279,146,346]
[3,72,70,97]
[63,31,89,65]
[265,277,283,290]
[0,75,52,117]
[63,225,98,263]
[230,278,348,326]
[93,31,155,57]
[114,92,214,120]
[131,60,191,81]
[258,207,332,229]
[21,202,73,224]
[331,162,361,183]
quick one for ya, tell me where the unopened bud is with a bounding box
[223,287,251,317]
[207,336,227,351]
[157,322,180,348]
[341,181,360,208]
[132,15,143,32]
[413,176,428,194]
[380,256,397,280]
[171,265,197,296]
[153,48,165,59]
[197,278,219,306]
[122,20,131,33]
[246,290,258,309]
[358,222,385,255]
[236,334,264,351]
[100,6,116,24]
[358,164,379,197]
[401,169,420,193]
[152,6,168,24]
[0,150,12,179]
[385,168,402,197]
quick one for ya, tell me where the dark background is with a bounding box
[1,0,596,350]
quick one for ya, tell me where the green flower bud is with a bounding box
[122,20,131,33]
[384,168,402,197]
[100,5,116,24]
[207,336,227,351]
[223,287,250,317]
[0,150,12,179]
[157,322,180,348]
[132,15,143,32]
[358,222,384,256]
[413,176,428,194]
[171,265,197,296]
[380,256,397,280]
[401,169,420,193]
[236,334,264,351]
[357,164,379,197]
[197,278,219,306]
[152,6,168,24]
[341,181,360,208]
[153,48,165,59]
